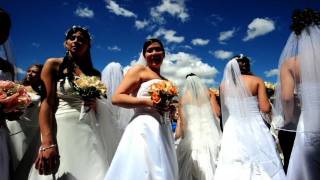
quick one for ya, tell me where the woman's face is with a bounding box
[144,42,164,69]
[25,66,41,84]
[65,31,90,56]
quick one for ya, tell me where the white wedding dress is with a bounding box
[176,103,221,180]
[28,77,108,180]
[286,85,320,180]
[215,96,285,180]
[6,92,41,179]
[104,79,178,180]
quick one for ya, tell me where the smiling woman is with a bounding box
[104,38,178,180]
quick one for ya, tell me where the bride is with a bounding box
[273,9,320,180]
[104,38,178,180]
[215,55,285,180]
[176,73,222,180]
[28,26,107,180]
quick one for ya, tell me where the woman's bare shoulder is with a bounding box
[43,57,63,71]
[126,65,146,74]
[245,75,263,84]
[45,57,63,66]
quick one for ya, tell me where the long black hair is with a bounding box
[233,54,252,75]
[58,26,100,80]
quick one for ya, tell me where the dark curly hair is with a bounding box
[233,54,252,75]
[290,8,320,35]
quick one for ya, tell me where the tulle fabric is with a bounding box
[104,79,178,180]
[176,75,222,180]
[215,59,285,180]
[273,25,320,179]
[99,62,133,164]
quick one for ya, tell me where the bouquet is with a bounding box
[0,80,32,120]
[264,81,276,99]
[149,80,178,111]
[72,75,107,100]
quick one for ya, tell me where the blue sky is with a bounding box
[1,0,319,87]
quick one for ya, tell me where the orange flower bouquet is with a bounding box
[149,80,179,111]
[0,80,32,121]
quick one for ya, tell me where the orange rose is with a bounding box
[151,92,161,104]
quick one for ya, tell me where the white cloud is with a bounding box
[208,14,223,26]
[182,45,192,49]
[210,50,233,60]
[150,0,189,24]
[264,68,278,77]
[74,7,94,18]
[135,20,149,30]
[16,67,26,75]
[107,45,121,52]
[191,38,210,46]
[243,18,275,41]
[148,28,184,43]
[218,28,236,44]
[105,0,137,18]
[125,51,218,87]
[31,42,40,48]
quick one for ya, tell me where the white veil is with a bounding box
[177,74,222,179]
[220,59,252,126]
[273,25,320,133]
[220,59,283,177]
[97,62,133,164]
[179,74,222,148]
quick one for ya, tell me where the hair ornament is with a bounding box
[65,25,93,40]
[290,8,320,35]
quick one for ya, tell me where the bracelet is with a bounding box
[39,144,57,152]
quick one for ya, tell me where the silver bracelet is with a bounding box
[39,144,57,152]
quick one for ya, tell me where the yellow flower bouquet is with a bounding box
[72,75,107,100]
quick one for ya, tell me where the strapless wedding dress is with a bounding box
[28,77,108,180]
[177,103,221,180]
[104,79,178,180]
[215,96,285,180]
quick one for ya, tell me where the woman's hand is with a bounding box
[35,144,60,175]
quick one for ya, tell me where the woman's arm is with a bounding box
[257,78,271,113]
[36,58,61,175]
[39,58,59,146]
[112,65,153,108]
[280,60,296,119]
[209,90,221,118]
[175,101,185,139]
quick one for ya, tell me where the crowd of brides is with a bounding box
[1,7,319,180]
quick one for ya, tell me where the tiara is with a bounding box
[65,25,93,40]
[231,54,245,61]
